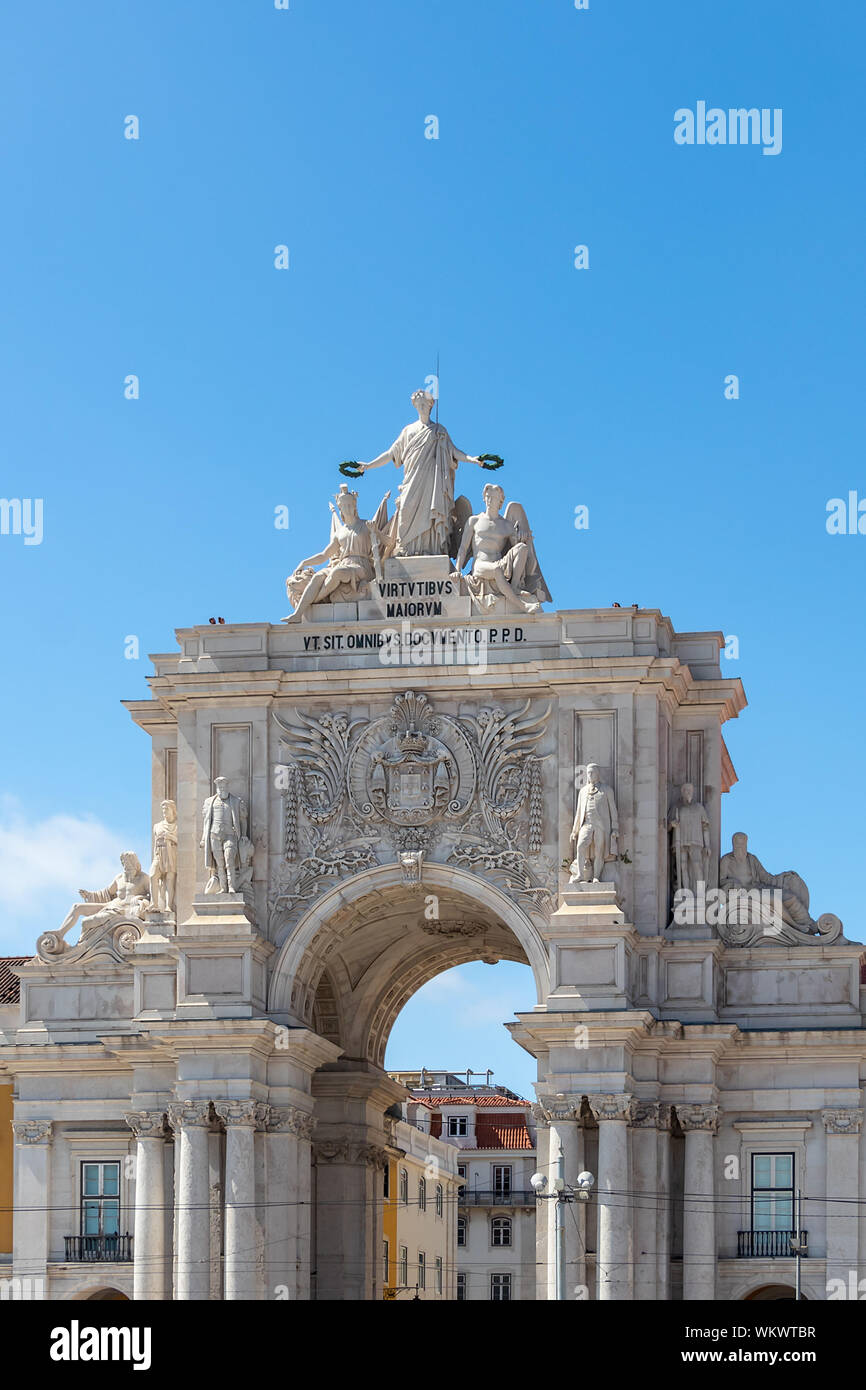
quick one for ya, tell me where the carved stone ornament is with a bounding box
[676,1103,721,1134]
[12,1120,53,1145]
[314,1139,387,1168]
[167,1102,213,1131]
[630,1100,660,1129]
[822,1108,863,1135]
[40,851,152,966]
[587,1094,633,1123]
[271,691,553,930]
[215,1101,270,1130]
[124,1110,168,1140]
[267,1106,317,1140]
[420,918,486,939]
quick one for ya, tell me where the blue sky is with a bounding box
[1,1,863,1097]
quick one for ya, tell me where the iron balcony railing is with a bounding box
[64,1234,133,1263]
[459,1189,535,1208]
[737,1230,807,1259]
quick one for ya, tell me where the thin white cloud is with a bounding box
[0,798,131,953]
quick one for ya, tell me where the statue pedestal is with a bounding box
[543,884,637,1010]
[169,896,274,1020]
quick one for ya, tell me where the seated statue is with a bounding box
[717,831,842,945]
[284,485,390,622]
[55,852,153,946]
[454,483,551,614]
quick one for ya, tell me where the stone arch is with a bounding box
[268,862,548,1062]
[66,1285,131,1301]
[744,1283,802,1301]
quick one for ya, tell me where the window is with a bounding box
[435,1256,443,1294]
[399,1168,409,1205]
[383,1239,389,1284]
[399,1246,408,1286]
[457,1163,468,1180]
[383,1164,390,1200]
[435,1183,443,1217]
[491,1272,512,1301]
[492,1164,512,1198]
[457,1215,466,1247]
[81,1162,120,1237]
[456,1272,467,1301]
[491,1216,512,1248]
[751,1153,794,1230]
[418,1177,427,1211]
[418,1251,426,1290]
[448,1114,468,1137]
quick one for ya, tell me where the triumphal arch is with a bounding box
[4,391,861,1302]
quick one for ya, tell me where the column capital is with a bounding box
[588,1093,633,1123]
[167,1101,213,1131]
[314,1138,388,1169]
[535,1103,579,1125]
[822,1107,863,1135]
[629,1100,660,1129]
[677,1103,720,1135]
[214,1100,270,1130]
[266,1105,316,1140]
[12,1119,52,1145]
[124,1110,168,1140]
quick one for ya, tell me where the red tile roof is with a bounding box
[413,1095,531,1108]
[473,1115,534,1151]
[0,958,29,1005]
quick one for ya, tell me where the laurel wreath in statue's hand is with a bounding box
[339,461,364,478]
[478,454,504,470]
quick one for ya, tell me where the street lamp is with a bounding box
[531,1165,596,1299]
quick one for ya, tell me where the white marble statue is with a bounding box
[201,777,251,894]
[56,852,153,944]
[670,783,710,893]
[356,389,484,557]
[454,482,550,613]
[718,832,815,932]
[150,798,178,915]
[285,485,389,621]
[569,764,619,882]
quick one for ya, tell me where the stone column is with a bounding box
[124,1111,168,1300]
[265,1106,316,1301]
[313,1139,388,1300]
[547,1108,585,1299]
[630,1101,659,1300]
[823,1108,862,1295]
[679,1103,719,1301]
[530,1105,551,1300]
[12,1121,52,1293]
[293,1110,316,1300]
[590,1095,633,1301]
[168,1102,212,1300]
[656,1104,672,1301]
[215,1101,267,1301]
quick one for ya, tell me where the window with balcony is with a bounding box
[492,1164,512,1198]
[738,1152,802,1258]
[399,1246,408,1285]
[457,1215,466,1247]
[435,1183,443,1217]
[418,1177,427,1211]
[418,1251,426,1290]
[435,1256,443,1293]
[457,1272,467,1301]
[66,1161,131,1263]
